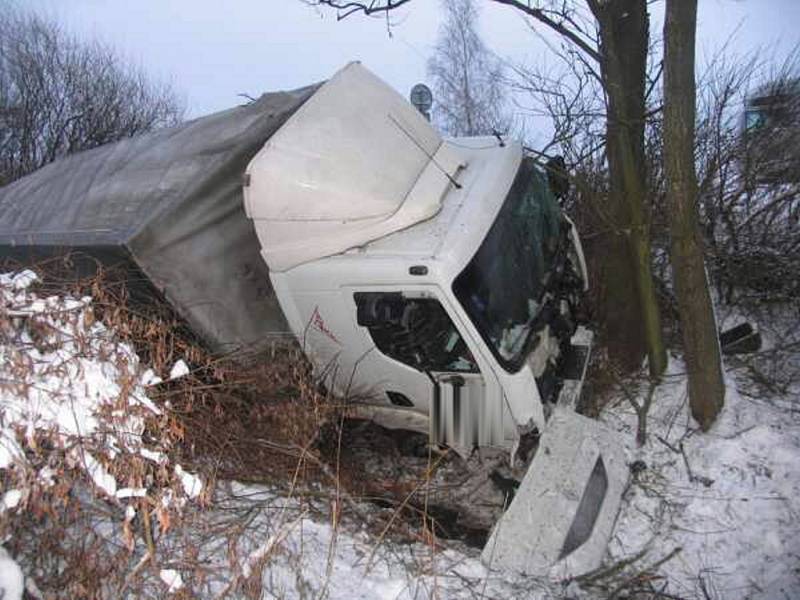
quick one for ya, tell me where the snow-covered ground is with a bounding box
[1,271,799,599]
[162,481,561,599]
[602,362,800,599]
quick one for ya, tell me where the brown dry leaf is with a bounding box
[122,517,136,552]
[156,505,171,533]
[83,307,95,328]
[169,419,185,442]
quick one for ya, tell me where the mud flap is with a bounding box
[481,408,627,578]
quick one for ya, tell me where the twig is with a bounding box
[574,548,649,585]
[655,434,680,454]
[607,547,682,599]
[364,450,449,574]
[119,553,152,596]
[141,501,157,561]
[679,442,714,487]
[609,368,660,446]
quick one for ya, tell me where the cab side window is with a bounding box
[354,292,478,373]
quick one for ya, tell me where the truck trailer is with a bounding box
[0,62,626,577]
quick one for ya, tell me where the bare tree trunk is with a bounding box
[663,0,725,429]
[591,0,667,377]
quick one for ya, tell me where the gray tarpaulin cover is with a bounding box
[0,83,319,354]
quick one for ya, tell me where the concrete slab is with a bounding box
[481,408,628,578]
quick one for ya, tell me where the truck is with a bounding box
[0,62,626,577]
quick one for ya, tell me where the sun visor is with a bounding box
[243,62,465,272]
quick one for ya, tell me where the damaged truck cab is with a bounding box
[245,62,588,454]
[256,139,589,451]
[244,63,626,577]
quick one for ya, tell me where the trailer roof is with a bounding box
[0,85,316,247]
[0,82,318,353]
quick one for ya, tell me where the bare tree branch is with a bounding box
[309,0,412,20]
[311,0,601,62]
[489,0,601,62]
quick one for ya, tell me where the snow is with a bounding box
[0,547,24,600]
[159,569,184,593]
[0,437,17,471]
[0,269,38,291]
[0,278,156,476]
[175,464,203,499]
[139,448,166,463]
[140,368,163,386]
[116,487,147,499]
[1,490,22,512]
[601,361,800,599]
[82,452,117,497]
[169,359,190,380]
[191,482,550,599]
[0,270,213,595]
[238,511,311,580]
[0,272,201,506]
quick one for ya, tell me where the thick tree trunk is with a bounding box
[663,0,725,429]
[591,0,667,377]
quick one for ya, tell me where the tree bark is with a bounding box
[663,0,725,429]
[591,0,667,377]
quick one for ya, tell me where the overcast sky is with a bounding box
[23,0,800,136]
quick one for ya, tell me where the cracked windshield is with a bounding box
[454,157,563,366]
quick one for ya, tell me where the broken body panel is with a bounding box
[482,409,627,578]
[245,63,625,577]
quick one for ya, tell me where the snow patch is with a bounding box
[159,569,183,593]
[0,269,210,592]
[1,490,22,512]
[169,360,189,380]
[82,453,117,497]
[140,368,163,387]
[116,488,147,499]
[0,546,24,600]
[0,431,20,470]
[602,361,800,599]
[240,515,302,579]
[0,269,37,291]
[139,448,166,463]
[175,465,203,498]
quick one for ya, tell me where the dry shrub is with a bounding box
[163,346,342,484]
[0,254,344,597]
[3,252,341,479]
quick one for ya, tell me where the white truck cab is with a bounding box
[244,62,624,577]
[244,62,588,450]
